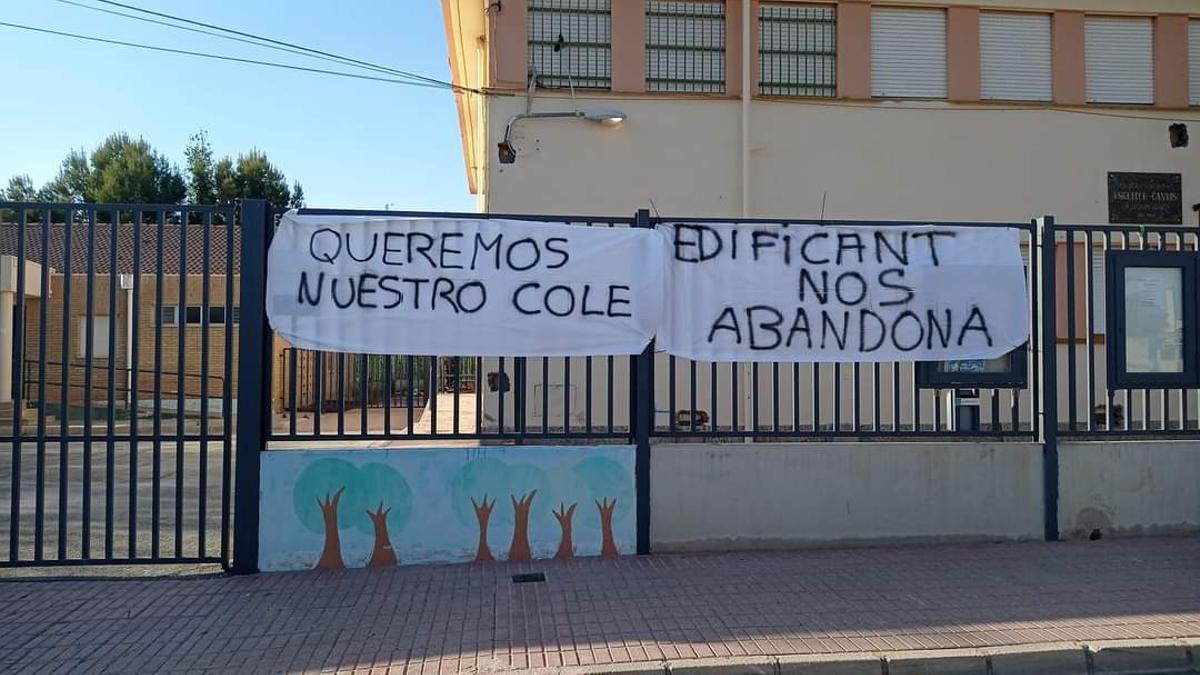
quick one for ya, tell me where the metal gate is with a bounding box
[0,201,238,568]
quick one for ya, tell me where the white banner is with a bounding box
[657,223,1029,363]
[266,212,662,356]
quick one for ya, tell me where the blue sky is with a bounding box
[0,0,475,211]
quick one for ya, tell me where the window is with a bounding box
[646,1,726,93]
[871,8,946,99]
[78,315,111,359]
[1190,20,1199,106]
[980,12,1052,102]
[1106,251,1198,388]
[1085,17,1153,104]
[758,3,836,98]
[528,0,612,89]
[162,305,237,326]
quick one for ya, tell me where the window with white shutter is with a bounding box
[1190,20,1199,105]
[528,0,612,89]
[646,1,726,93]
[871,8,947,99]
[758,3,836,98]
[980,12,1052,102]
[1085,17,1154,104]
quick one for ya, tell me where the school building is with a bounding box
[432,0,1200,551]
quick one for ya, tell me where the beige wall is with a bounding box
[1058,440,1200,538]
[650,442,1044,551]
[484,94,1199,221]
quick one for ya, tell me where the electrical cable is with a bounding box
[86,0,470,92]
[0,20,454,89]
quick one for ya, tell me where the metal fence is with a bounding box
[4,200,1197,569]
[1056,224,1200,437]
[1,201,236,568]
[266,208,639,444]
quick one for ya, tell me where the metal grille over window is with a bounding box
[646,1,726,93]
[758,4,835,97]
[528,0,612,90]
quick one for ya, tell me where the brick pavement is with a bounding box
[0,537,1198,673]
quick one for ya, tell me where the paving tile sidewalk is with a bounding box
[1,537,1198,674]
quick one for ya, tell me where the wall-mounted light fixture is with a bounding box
[497,109,626,164]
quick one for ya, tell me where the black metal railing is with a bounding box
[5,199,1199,569]
[1,201,237,568]
[1055,224,1200,437]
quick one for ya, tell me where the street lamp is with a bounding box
[497,109,627,164]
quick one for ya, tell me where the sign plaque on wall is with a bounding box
[1108,172,1183,225]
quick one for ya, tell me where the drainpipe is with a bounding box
[739,0,753,432]
[741,0,751,219]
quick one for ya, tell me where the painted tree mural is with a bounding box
[507,490,537,562]
[294,459,412,569]
[552,503,577,560]
[358,463,412,567]
[451,458,550,562]
[315,488,346,569]
[469,496,496,562]
[573,457,634,558]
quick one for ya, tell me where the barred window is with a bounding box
[758,3,836,97]
[528,0,612,89]
[646,1,726,93]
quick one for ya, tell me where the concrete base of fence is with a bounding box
[1058,440,1200,539]
[650,442,1044,551]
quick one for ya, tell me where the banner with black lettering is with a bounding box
[266,212,662,356]
[658,223,1029,363]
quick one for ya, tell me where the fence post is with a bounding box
[633,208,653,555]
[232,199,273,574]
[1037,215,1060,542]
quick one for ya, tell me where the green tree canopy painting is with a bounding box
[293,458,412,569]
[450,458,551,562]
[449,454,632,562]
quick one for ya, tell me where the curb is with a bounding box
[543,638,1200,675]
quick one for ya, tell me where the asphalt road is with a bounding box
[0,440,230,576]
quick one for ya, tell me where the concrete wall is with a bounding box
[650,441,1044,551]
[483,95,1198,222]
[1058,440,1200,538]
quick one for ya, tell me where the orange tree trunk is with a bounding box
[315,488,346,570]
[471,496,495,563]
[553,503,577,560]
[366,503,398,567]
[507,491,538,562]
[597,498,619,559]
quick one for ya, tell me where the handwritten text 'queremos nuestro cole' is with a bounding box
[657,223,1029,362]
[266,212,663,356]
